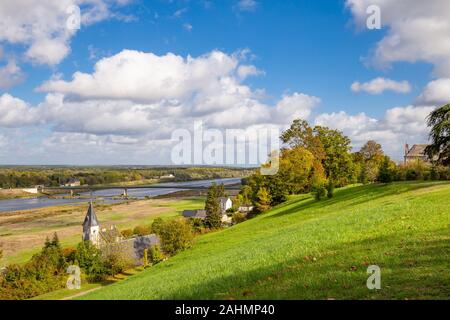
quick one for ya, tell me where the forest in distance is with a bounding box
[0,166,255,189]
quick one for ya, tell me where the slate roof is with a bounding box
[82,202,99,227]
[182,209,207,219]
[122,234,160,261]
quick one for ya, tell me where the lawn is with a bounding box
[80,181,450,300]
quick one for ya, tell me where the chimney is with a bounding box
[404,143,409,155]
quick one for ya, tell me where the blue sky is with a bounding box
[0,0,448,164]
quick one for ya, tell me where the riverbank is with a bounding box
[0,196,205,266]
[0,189,46,200]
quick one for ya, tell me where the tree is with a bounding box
[378,156,394,183]
[357,140,385,182]
[278,146,315,194]
[314,126,355,186]
[255,187,271,212]
[425,104,450,166]
[280,119,326,161]
[155,218,193,255]
[75,241,105,282]
[205,184,222,229]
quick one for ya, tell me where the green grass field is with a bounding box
[80,182,450,300]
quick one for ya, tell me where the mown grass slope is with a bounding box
[81,182,450,300]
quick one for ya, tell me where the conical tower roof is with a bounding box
[82,202,99,228]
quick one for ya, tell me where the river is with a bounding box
[0,178,241,213]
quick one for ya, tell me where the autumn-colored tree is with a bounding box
[280,119,326,161]
[356,140,385,182]
[255,187,271,212]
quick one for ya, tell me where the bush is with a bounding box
[151,217,165,235]
[101,243,135,277]
[154,218,194,255]
[75,241,106,282]
[133,225,151,236]
[0,234,68,300]
[121,229,134,238]
[314,185,327,200]
[232,212,246,224]
[62,247,77,263]
[326,180,334,198]
[149,245,164,264]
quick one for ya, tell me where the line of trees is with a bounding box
[0,167,254,188]
[238,108,450,212]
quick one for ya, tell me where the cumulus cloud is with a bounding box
[37,50,241,103]
[351,77,411,95]
[0,59,24,88]
[0,94,39,127]
[0,0,133,65]
[315,105,435,157]
[417,78,450,105]
[346,0,450,105]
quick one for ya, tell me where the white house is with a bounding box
[219,197,233,213]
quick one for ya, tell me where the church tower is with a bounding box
[82,202,100,247]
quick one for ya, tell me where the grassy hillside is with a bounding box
[81,182,450,300]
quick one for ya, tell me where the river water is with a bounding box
[0,178,241,213]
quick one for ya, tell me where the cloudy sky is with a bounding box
[0,0,449,165]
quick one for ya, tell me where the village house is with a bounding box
[82,202,160,265]
[404,144,431,164]
[61,179,81,187]
[219,197,233,213]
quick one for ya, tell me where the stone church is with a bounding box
[82,202,160,265]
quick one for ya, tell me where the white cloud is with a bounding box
[346,0,450,106]
[272,93,320,124]
[417,78,450,105]
[0,94,39,127]
[37,50,241,103]
[0,59,24,88]
[315,105,435,158]
[0,0,133,65]
[351,77,411,94]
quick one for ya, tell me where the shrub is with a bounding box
[232,212,246,224]
[75,241,105,282]
[101,243,134,277]
[133,225,151,236]
[150,245,164,264]
[155,218,194,255]
[62,247,77,263]
[121,229,134,238]
[326,180,334,198]
[143,248,149,268]
[313,185,327,200]
[151,217,165,234]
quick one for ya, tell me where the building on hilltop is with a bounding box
[404,144,431,164]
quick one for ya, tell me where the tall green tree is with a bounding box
[425,104,450,165]
[205,184,222,229]
[314,126,355,186]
